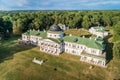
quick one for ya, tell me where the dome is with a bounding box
[49,24,62,31]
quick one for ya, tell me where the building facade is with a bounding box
[21,24,107,67]
[39,39,64,55]
[89,26,108,38]
[58,24,69,30]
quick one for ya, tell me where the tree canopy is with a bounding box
[0,10,120,38]
[0,17,12,39]
[113,41,120,59]
[113,21,120,42]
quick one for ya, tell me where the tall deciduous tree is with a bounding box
[13,19,24,35]
[113,21,120,42]
[113,41,120,59]
[82,15,91,29]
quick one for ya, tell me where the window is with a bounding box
[72,50,76,54]
[36,38,38,40]
[72,44,76,48]
[91,50,96,54]
[55,45,57,48]
[66,49,68,52]
[81,46,83,49]
[84,47,86,49]
[69,44,71,47]
[98,61,102,64]
[65,43,68,46]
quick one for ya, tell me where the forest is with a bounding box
[0,10,120,58]
[0,11,120,37]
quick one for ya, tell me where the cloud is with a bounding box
[1,0,28,6]
[38,0,120,10]
[0,4,10,10]
[84,0,120,6]
[0,0,29,10]
[0,0,120,10]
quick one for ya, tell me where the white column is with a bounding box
[80,56,83,61]
[102,61,105,66]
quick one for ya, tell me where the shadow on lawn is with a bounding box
[104,34,113,64]
[0,36,35,63]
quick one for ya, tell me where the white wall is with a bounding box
[47,32,63,38]
[85,47,102,55]
[89,27,108,38]
[39,39,63,55]
[64,42,102,56]
[80,55,106,67]
[22,34,29,41]
[64,42,85,56]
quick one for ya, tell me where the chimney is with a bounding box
[38,29,40,32]
[82,36,85,38]
[43,29,46,32]
[69,34,72,36]
[89,37,92,40]
[95,38,97,41]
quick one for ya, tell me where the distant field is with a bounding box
[64,29,91,36]
[64,29,97,38]
[0,30,120,80]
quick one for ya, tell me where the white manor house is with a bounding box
[21,24,107,67]
[89,26,108,38]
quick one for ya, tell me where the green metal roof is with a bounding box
[81,51,106,60]
[23,30,47,38]
[39,31,47,38]
[22,30,63,44]
[93,26,104,29]
[46,38,63,44]
[23,30,105,50]
[92,26,106,32]
[49,24,62,31]
[63,36,105,50]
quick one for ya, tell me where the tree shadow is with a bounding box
[106,42,113,64]
[79,34,92,38]
[0,36,35,63]
[84,34,92,38]
[104,34,113,64]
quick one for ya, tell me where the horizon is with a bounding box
[0,10,120,11]
[0,0,120,10]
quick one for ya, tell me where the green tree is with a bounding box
[0,17,12,39]
[113,41,120,59]
[111,16,120,26]
[33,19,41,30]
[102,15,112,26]
[13,19,24,35]
[82,15,91,29]
[113,21,120,42]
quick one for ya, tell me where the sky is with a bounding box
[0,0,120,10]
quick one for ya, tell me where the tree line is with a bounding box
[0,11,120,35]
[0,17,12,39]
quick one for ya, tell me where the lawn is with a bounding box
[0,34,120,80]
[64,29,91,37]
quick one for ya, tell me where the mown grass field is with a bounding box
[64,29,97,38]
[0,29,120,80]
[64,29,90,37]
